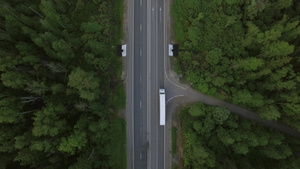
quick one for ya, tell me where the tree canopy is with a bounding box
[179,104,300,169]
[173,0,300,168]
[0,0,125,168]
[173,0,300,130]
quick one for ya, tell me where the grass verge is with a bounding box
[110,117,126,169]
[113,83,126,110]
[172,127,177,155]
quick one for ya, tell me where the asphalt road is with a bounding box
[132,0,148,168]
[126,0,196,168]
[125,0,148,168]
[149,0,165,168]
[126,0,166,168]
[124,0,167,168]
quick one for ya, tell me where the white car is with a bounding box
[168,44,173,56]
[122,45,127,57]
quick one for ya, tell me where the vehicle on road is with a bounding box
[122,44,127,57]
[159,89,166,126]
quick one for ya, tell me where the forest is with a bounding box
[179,103,300,169]
[172,0,300,168]
[0,0,125,168]
[172,0,300,130]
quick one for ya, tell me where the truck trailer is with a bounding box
[159,89,165,126]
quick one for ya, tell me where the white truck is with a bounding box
[159,89,166,126]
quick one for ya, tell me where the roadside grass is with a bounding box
[172,105,190,169]
[111,0,124,43]
[110,117,127,169]
[113,83,126,110]
[172,127,177,155]
[118,0,125,40]
[109,0,126,168]
[171,0,185,44]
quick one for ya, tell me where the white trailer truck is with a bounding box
[159,89,165,126]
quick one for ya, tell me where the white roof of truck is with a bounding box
[160,89,165,125]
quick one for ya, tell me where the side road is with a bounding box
[163,0,300,168]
